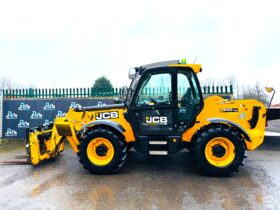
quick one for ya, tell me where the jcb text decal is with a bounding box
[145,116,168,125]
[96,111,119,120]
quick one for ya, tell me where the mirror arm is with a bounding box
[267,89,276,110]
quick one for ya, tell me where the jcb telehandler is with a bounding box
[26,59,266,176]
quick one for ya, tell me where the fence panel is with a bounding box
[1,84,233,139]
[2,85,233,99]
[2,98,114,139]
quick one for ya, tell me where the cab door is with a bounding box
[127,67,203,135]
[176,69,204,132]
[128,68,176,134]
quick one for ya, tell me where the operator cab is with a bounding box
[125,60,204,136]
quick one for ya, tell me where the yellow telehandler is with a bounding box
[26,59,266,176]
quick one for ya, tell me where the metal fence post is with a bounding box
[0,89,3,138]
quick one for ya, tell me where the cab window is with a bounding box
[177,71,201,107]
[136,73,172,106]
[177,70,202,124]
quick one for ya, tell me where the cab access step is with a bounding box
[134,135,183,155]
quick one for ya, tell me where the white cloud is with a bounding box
[0,0,280,103]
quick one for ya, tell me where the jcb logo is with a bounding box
[146,116,168,125]
[96,112,119,120]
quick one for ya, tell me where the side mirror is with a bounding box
[129,68,136,80]
[265,87,274,93]
[265,87,275,109]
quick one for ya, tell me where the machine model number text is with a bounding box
[220,108,238,113]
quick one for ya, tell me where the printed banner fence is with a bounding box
[2,98,114,139]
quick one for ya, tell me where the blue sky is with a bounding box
[0,0,280,102]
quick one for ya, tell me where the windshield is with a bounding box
[135,72,172,107]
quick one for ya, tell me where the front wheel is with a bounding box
[77,127,127,174]
[194,124,246,176]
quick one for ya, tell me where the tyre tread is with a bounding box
[77,127,127,174]
[194,124,246,176]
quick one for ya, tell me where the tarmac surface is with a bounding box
[0,120,279,210]
[266,119,280,133]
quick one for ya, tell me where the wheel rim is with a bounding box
[205,137,235,167]
[87,137,114,166]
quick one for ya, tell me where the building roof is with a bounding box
[271,103,280,108]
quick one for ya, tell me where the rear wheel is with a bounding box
[194,124,246,176]
[77,127,127,174]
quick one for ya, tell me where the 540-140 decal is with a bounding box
[219,108,238,113]
[95,111,119,120]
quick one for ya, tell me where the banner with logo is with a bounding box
[3,98,114,139]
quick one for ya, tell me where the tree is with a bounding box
[92,76,113,90]
[242,82,269,105]
[201,76,269,104]
[226,76,241,99]
[0,77,33,90]
[0,77,14,90]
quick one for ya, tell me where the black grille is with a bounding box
[249,106,260,129]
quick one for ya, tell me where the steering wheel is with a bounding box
[149,97,157,104]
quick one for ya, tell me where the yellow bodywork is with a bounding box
[28,95,266,165]
[183,96,266,151]
[27,107,135,165]
[168,64,202,73]
[28,126,64,165]
[27,61,266,166]
[65,107,135,143]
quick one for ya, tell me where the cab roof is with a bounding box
[137,60,202,74]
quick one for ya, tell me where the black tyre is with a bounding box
[127,142,134,151]
[194,124,246,176]
[77,127,127,174]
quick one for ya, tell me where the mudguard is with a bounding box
[207,118,251,142]
[81,120,126,134]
